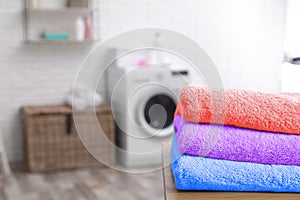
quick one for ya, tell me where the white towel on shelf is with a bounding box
[66,87,103,111]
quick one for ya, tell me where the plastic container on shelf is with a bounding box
[84,15,93,40]
[74,17,85,41]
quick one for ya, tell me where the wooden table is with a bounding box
[162,144,300,200]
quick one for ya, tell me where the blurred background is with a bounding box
[0,0,299,199]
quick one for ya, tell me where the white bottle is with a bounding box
[75,17,85,41]
[146,32,164,66]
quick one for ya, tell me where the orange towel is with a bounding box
[175,86,300,134]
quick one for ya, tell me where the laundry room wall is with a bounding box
[0,0,96,162]
[0,0,287,161]
[98,0,287,92]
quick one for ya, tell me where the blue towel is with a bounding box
[171,135,300,192]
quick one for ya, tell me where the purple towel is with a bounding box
[175,115,300,166]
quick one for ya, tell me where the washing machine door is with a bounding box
[132,84,178,138]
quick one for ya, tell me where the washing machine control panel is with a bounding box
[171,70,189,76]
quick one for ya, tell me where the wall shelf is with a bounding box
[26,38,101,44]
[27,7,98,14]
[24,0,101,44]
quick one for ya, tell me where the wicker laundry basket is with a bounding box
[22,105,115,172]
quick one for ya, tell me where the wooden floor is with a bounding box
[0,167,165,200]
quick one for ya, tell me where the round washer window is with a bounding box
[144,94,176,129]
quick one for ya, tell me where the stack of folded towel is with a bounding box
[171,86,300,192]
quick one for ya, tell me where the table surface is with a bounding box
[162,144,300,200]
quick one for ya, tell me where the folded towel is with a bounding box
[43,33,70,40]
[174,115,300,166]
[174,86,300,134]
[171,136,300,192]
[65,86,103,111]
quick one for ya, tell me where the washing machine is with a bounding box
[107,65,189,167]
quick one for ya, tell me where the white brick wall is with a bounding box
[0,0,96,161]
[99,0,287,91]
[0,0,287,161]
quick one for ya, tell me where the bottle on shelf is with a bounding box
[74,17,85,41]
[84,15,94,40]
[145,32,170,67]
